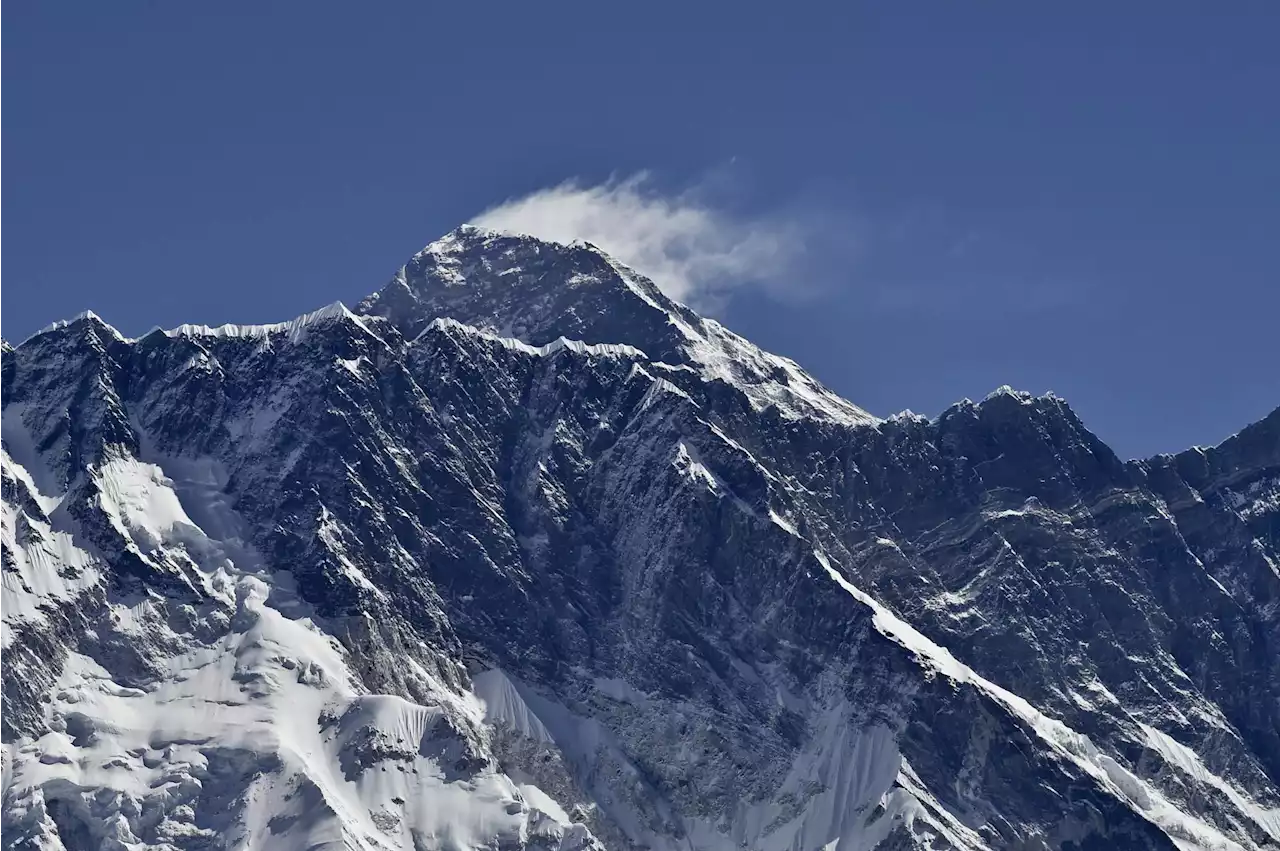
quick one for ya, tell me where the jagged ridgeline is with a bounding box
[3,225,1278,851]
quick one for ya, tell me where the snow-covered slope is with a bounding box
[3,229,1277,850]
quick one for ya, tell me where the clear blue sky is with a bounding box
[4,3,1277,458]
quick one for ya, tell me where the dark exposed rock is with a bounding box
[3,229,1276,850]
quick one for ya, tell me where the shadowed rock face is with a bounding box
[2,228,1277,851]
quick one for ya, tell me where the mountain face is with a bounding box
[2,226,1277,851]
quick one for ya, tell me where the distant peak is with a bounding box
[444,222,605,254]
[358,226,689,350]
[163,301,376,344]
[356,225,877,428]
[418,223,504,256]
[417,223,593,260]
[983,384,1030,403]
[22,309,130,346]
[934,387,1093,439]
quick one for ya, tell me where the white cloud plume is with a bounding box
[471,172,838,310]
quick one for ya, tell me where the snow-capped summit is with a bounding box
[358,225,691,348]
[3,227,1278,850]
[359,226,877,426]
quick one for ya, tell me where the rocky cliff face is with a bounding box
[3,226,1277,851]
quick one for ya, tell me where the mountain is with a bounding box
[2,226,1277,851]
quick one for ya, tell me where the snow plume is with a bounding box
[471,172,852,311]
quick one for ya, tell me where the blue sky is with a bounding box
[4,3,1277,457]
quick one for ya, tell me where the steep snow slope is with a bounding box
[3,229,1278,850]
[2,435,599,851]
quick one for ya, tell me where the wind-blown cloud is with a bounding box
[471,173,839,310]
[470,174,1085,319]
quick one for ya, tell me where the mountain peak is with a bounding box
[22,308,130,347]
[359,226,689,351]
[358,227,878,426]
